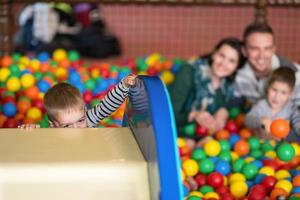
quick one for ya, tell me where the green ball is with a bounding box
[250,149,263,159]
[9,64,21,77]
[229,107,240,119]
[84,79,95,90]
[218,151,232,162]
[219,140,231,151]
[261,142,274,153]
[39,119,49,128]
[110,65,119,72]
[34,72,43,80]
[199,185,214,194]
[191,148,207,161]
[183,123,196,136]
[187,196,202,200]
[242,163,258,180]
[248,136,261,150]
[50,60,58,67]
[198,158,214,174]
[90,99,100,107]
[136,58,148,71]
[68,50,80,61]
[12,53,21,62]
[233,158,245,172]
[276,142,295,162]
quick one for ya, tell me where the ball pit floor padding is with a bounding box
[0,128,150,200]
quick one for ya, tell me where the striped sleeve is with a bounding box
[290,102,300,135]
[86,79,130,127]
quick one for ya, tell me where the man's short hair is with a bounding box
[243,22,274,45]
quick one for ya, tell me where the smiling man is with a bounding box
[234,22,299,105]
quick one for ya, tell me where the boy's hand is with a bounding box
[18,124,40,131]
[124,74,137,87]
[261,117,272,133]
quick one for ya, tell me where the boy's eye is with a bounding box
[63,124,71,128]
[78,119,85,123]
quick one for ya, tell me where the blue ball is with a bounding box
[229,134,241,146]
[246,181,254,188]
[292,186,300,194]
[215,160,231,176]
[37,52,50,62]
[3,102,17,117]
[68,70,81,84]
[37,80,51,93]
[252,160,263,169]
[254,173,266,184]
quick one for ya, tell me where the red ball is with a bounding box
[262,159,280,170]
[248,184,267,200]
[32,99,45,113]
[196,124,208,137]
[225,120,239,133]
[207,172,223,188]
[216,186,230,195]
[221,193,234,200]
[262,176,276,192]
[2,96,15,104]
[83,91,93,104]
[3,118,18,128]
[194,173,207,187]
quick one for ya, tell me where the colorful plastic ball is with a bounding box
[275,169,291,180]
[220,193,234,200]
[225,120,239,133]
[248,136,260,150]
[26,107,42,121]
[248,184,267,200]
[204,192,219,199]
[199,185,214,195]
[68,50,80,61]
[239,128,252,139]
[204,140,221,157]
[160,70,174,85]
[215,130,230,140]
[3,102,17,117]
[253,173,266,184]
[275,179,293,194]
[218,151,232,162]
[53,49,67,62]
[6,77,21,92]
[17,98,31,114]
[3,118,18,128]
[234,140,250,156]
[262,175,277,192]
[207,172,223,188]
[292,175,300,187]
[195,124,208,137]
[228,107,240,119]
[242,163,258,180]
[229,134,240,146]
[182,159,199,177]
[191,148,207,161]
[270,188,289,199]
[219,140,231,151]
[276,142,295,162]
[270,119,290,139]
[261,142,274,153]
[251,160,263,169]
[233,158,245,173]
[230,181,248,198]
[20,73,35,89]
[37,79,51,93]
[37,52,50,62]
[183,123,196,137]
[229,173,246,184]
[199,158,215,174]
[259,166,275,176]
[1,55,13,67]
[0,68,11,82]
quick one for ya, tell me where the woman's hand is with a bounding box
[189,110,218,132]
[214,107,228,131]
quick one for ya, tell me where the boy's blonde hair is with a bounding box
[44,82,85,121]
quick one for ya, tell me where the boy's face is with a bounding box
[50,108,88,128]
[267,81,292,111]
[244,33,276,76]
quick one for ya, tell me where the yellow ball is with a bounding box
[205,192,220,199]
[21,74,35,88]
[19,56,30,66]
[181,169,186,181]
[6,77,21,92]
[0,68,11,82]
[30,59,40,71]
[275,169,291,180]
[204,139,221,157]
[230,181,248,198]
[146,53,160,66]
[231,151,239,161]
[26,107,42,121]
[55,67,68,79]
[291,143,300,156]
[189,191,203,198]
[91,68,100,78]
[137,71,147,76]
[245,157,255,163]
[160,70,175,85]
[177,138,186,148]
[265,150,277,159]
[229,173,246,184]
[53,49,67,62]
[182,159,199,177]
[259,166,275,176]
[275,179,292,194]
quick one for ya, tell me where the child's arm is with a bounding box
[86,74,136,127]
[18,124,40,130]
[214,107,228,131]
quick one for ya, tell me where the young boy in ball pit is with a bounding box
[18,74,136,129]
[245,67,300,141]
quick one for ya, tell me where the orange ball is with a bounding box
[17,99,31,114]
[0,115,8,127]
[215,129,230,140]
[234,140,250,156]
[239,128,252,139]
[270,119,290,139]
[1,55,13,67]
[292,175,300,186]
[236,113,245,127]
[270,188,288,199]
[25,86,39,99]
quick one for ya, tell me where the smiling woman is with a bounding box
[168,37,246,134]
